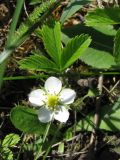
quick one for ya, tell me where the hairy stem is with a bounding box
[43,123,62,160]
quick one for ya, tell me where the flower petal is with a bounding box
[28,89,46,106]
[45,77,62,95]
[59,89,76,104]
[54,106,69,123]
[38,107,53,123]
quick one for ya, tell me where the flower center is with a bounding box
[47,95,59,109]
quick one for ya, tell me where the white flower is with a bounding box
[28,77,76,123]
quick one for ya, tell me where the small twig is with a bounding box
[24,1,29,17]
[90,74,103,145]
[99,136,116,150]
[114,0,119,6]
[16,133,25,160]
[78,75,104,160]
[46,150,88,158]
[37,134,82,157]
[110,80,120,93]
[96,0,104,8]
[0,112,5,128]
[0,107,11,110]
[103,85,115,103]
[103,85,110,94]
[103,80,120,102]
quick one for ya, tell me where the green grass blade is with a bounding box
[0,0,24,89]
[6,0,24,48]
[60,0,92,24]
[0,60,7,89]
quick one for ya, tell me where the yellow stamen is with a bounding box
[47,95,59,110]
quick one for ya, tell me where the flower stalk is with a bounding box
[43,123,63,160]
[34,122,51,160]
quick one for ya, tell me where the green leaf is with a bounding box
[10,106,49,135]
[61,35,91,70]
[99,98,120,131]
[2,133,20,148]
[80,48,116,69]
[19,54,59,72]
[42,21,62,66]
[1,148,13,160]
[64,128,73,140]
[113,29,120,65]
[60,0,92,24]
[92,25,117,36]
[62,24,115,53]
[87,89,99,98]
[85,7,120,26]
[58,142,64,154]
